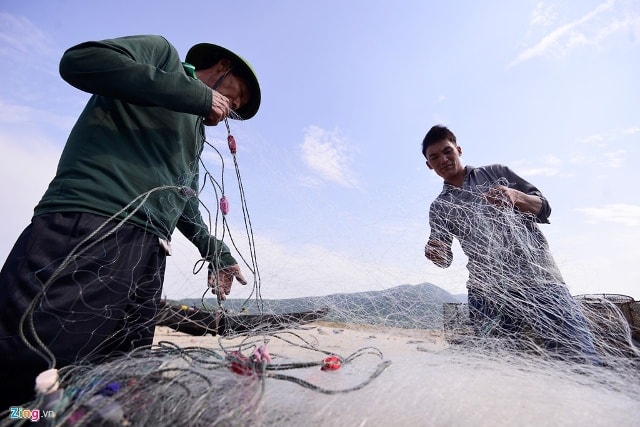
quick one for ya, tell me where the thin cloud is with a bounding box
[578,126,640,145]
[0,13,61,104]
[514,155,562,177]
[569,150,626,168]
[0,99,76,132]
[571,126,636,168]
[300,125,360,189]
[509,0,625,67]
[603,149,626,168]
[0,13,57,58]
[577,204,640,227]
[577,133,606,146]
[0,135,60,260]
[519,167,560,177]
[531,2,557,27]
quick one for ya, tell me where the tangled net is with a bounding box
[0,124,395,426]
[2,137,639,425]
[1,330,389,426]
[433,183,640,368]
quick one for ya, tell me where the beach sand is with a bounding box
[153,323,640,427]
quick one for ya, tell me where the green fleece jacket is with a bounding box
[34,35,236,269]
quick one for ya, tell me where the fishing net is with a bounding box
[1,124,639,426]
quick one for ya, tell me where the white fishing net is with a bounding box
[1,124,639,426]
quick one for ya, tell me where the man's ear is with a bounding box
[425,160,433,170]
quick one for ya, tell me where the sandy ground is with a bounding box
[154,321,448,356]
[153,323,640,427]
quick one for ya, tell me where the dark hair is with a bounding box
[421,125,457,157]
[193,53,227,71]
[195,55,252,87]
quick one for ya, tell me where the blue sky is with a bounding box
[0,0,638,300]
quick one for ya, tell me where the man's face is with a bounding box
[200,59,251,114]
[425,139,464,183]
[215,74,250,113]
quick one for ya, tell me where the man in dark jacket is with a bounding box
[0,35,261,408]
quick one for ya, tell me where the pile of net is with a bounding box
[2,140,639,425]
[1,328,390,426]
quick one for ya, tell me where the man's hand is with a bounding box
[425,239,451,268]
[484,185,542,216]
[484,185,517,207]
[208,264,247,300]
[203,89,231,126]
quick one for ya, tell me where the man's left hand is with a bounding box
[484,185,542,216]
[484,185,517,207]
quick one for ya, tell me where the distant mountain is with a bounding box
[176,282,461,330]
[453,293,468,303]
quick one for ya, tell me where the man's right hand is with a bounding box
[203,90,231,126]
[425,239,452,268]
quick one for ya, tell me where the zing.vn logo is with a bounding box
[9,407,55,422]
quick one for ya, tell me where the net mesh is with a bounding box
[1,129,639,426]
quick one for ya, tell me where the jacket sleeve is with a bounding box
[59,35,211,117]
[428,201,454,268]
[498,165,552,223]
[176,183,238,270]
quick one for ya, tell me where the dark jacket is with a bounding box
[34,35,236,268]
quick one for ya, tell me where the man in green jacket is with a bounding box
[0,35,261,408]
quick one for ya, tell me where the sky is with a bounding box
[0,0,638,301]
